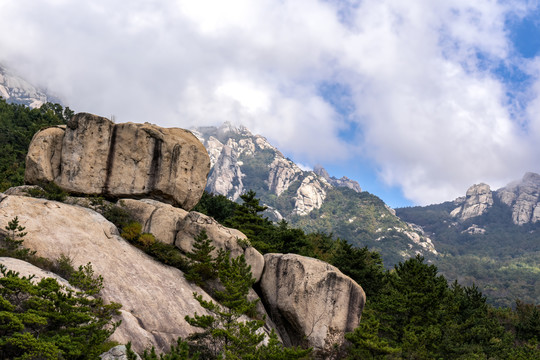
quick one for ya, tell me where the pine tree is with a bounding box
[185,230,217,286]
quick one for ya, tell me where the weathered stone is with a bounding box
[25,113,210,210]
[268,157,303,196]
[100,345,141,360]
[450,183,493,220]
[314,165,361,193]
[24,126,65,184]
[175,211,265,282]
[495,172,540,225]
[118,199,188,245]
[259,253,365,352]
[206,144,244,201]
[3,185,43,197]
[293,175,329,216]
[0,195,213,354]
[0,257,74,290]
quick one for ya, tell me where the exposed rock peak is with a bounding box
[450,183,493,220]
[496,172,540,225]
[313,164,361,193]
[0,64,53,108]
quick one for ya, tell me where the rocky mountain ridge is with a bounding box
[450,172,540,225]
[0,64,55,108]
[192,123,437,267]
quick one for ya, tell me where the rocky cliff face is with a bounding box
[192,122,357,217]
[0,64,53,108]
[450,183,494,221]
[25,113,210,210]
[448,173,540,225]
[496,172,540,225]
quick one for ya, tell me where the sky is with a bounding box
[1,0,540,208]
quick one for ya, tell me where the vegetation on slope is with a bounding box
[397,197,540,307]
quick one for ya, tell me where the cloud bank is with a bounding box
[0,0,539,205]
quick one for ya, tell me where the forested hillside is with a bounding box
[397,193,540,307]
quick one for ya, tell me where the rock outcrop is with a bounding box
[293,175,329,216]
[267,157,303,196]
[175,211,265,282]
[0,194,213,354]
[450,183,493,220]
[117,199,265,282]
[313,165,361,193]
[496,172,540,225]
[25,113,210,210]
[206,143,244,201]
[118,199,189,245]
[194,123,355,216]
[259,253,365,353]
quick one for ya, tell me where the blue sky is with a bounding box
[1,0,540,207]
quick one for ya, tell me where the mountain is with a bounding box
[0,64,57,108]
[396,173,540,307]
[192,122,437,267]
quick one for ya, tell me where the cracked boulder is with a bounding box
[25,113,210,211]
[258,253,366,353]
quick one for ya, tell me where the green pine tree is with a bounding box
[185,230,217,286]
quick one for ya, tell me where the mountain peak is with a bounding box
[0,64,55,108]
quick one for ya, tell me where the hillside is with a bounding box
[397,175,540,307]
[192,123,436,268]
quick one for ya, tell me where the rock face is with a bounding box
[496,172,540,225]
[206,143,244,201]
[175,211,265,282]
[450,183,493,220]
[313,165,361,193]
[118,199,189,245]
[293,175,329,216]
[0,64,52,108]
[25,113,210,211]
[0,194,213,354]
[259,253,366,353]
[193,122,358,216]
[117,199,264,282]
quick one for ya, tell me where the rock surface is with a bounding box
[0,194,213,354]
[194,123,354,216]
[313,165,361,193]
[100,345,141,360]
[175,211,264,282]
[24,126,65,183]
[25,113,210,210]
[293,175,329,216]
[496,172,540,225]
[118,199,189,245]
[259,253,366,352]
[450,183,493,220]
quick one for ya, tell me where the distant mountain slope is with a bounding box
[396,173,540,307]
[192,123,437,267]
[0,64,56,108]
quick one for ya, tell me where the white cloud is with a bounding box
[0,0,539,204]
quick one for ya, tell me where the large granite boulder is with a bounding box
[259,253,366,353]
[25,113,210,211]
[0,194,213,354]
